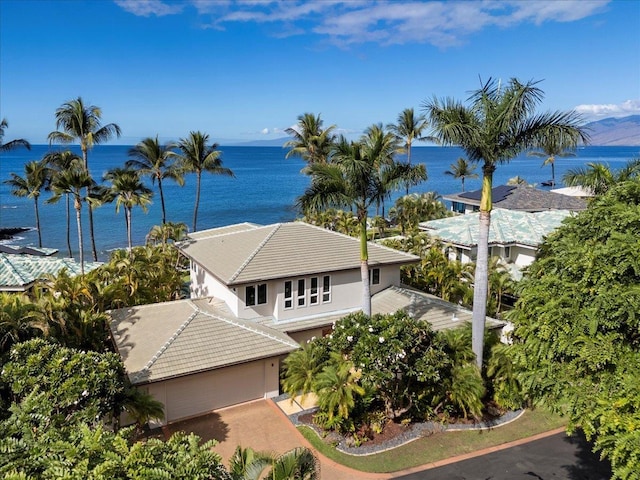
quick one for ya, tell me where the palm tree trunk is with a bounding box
[193,171,201,232]
[405,142,412,195]
[88,204,98,261]
[75,200,85,276]
[65,194,72,257]
[34,197,42,248]
[551,161,556,186]
[359,217,371,316]
[158,177,166,225]
[126,207,133,253]
[471,165,494,369]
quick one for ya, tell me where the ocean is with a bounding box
[1,145,638,261]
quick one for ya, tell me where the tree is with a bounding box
[103,167,153,252]
[444,157,478,192]
[177,131,234,232]
[281,340,329,402]
[388,108,430,194]
[44,150,84,257]
[563,158,640,196]
[424,77,588,368]
[298,128,426,316]
[229,446,318,480]
[48,164,94,274]
[126,136,183,225]
[314,352,365,426]
[4,159,50,247]
[508,180,640,478]
[0,118,30,152]
[527,136,578,186]
[388,192,449,235]
[48,97,121,261]
[0,293,47,355]
[285,112,336,164]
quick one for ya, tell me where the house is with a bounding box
[109,221,506,426]
[0,252,102,292]
[443,184,587,214]
[419,208,573,273]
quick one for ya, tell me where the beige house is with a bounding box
[109,222,422,425]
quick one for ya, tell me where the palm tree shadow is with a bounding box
[562,431,612,480]
[162,411,230,444]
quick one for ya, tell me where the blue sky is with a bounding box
[1,0,639,145]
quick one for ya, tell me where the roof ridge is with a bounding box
[228,223,282,283]
[139,304,200,375]
[192,302,298,348]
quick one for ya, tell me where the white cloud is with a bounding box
[574,100,640,118]
[114,0,610,47]
[114,0,184,17]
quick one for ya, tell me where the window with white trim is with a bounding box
[297,279,306,307]
[310,277,319,305]
[284,280,293,309]
[246,283,267,307]
[322,275,331,303]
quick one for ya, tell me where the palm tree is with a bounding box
[527,136,578,186]
[44,150,83,257]
[103,167,153,252]
[281,342,329,402]
[0,292,47,354]
[48,165,94,274]
[229,446,318,480]
[176,131,234,232]
[47,97,121,261]
[126,136,183,225]
[0,118,31,152]
[285,112,336,165]
[298,129,426,316]
[563,158,640,195]
[314,352,365,426]
[444,157,478,192]
[424,77,588,368]
[4,160,50,247]
[388,108,430,194]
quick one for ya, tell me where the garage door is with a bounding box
[162,361,266,422]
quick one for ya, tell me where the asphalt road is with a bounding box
[395,432,612,480]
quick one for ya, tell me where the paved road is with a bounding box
[395,432,611,480]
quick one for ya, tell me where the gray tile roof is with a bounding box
[0,253,102,291]
[178,222,419,286]
[443,184,587,212]
[372,285,504,331]
[109,298,299,385]
[419,208,572,247]
[0,245,58,256]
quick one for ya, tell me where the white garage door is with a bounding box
[162,361,266,422]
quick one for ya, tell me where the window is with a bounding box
[370,268,380,285]
[246,283,267,307]
[284,281,293,309]
[310,277,319,305]
[505,246,511,259]
[322,275,331,303]
[297,279,306,307]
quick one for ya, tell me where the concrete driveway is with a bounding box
[162,399,387,480]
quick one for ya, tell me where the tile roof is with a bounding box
[0,253,102,291]
[372,285,504,331]
[443,184,587,212]
[178,222,419,286]
[109,298,299,385]
[419,208,572,247]
[0,245,58,256]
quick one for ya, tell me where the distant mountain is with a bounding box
[584,115,640,146]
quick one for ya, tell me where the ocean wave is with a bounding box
[1,205,18,209]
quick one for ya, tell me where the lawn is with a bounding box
[299,408,566,473]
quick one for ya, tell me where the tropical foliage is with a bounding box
[563,158,640,196]
[285,112,336,164]
[424,77,588,368]
[0,118,30,152]
[444,157,478,192]
[229,446,318,480]
[388,192,449,235]
[508,180,640,479]
[527,136,578,186]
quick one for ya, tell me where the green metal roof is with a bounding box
[420,208,573,247]
[0,253,102,291]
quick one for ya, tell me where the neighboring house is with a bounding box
[550,185,594,198]
[419,208,573,273]
[0,245,58,256]
[109,221,504,426]
[0,252,102,292]
[443,184,587,214]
